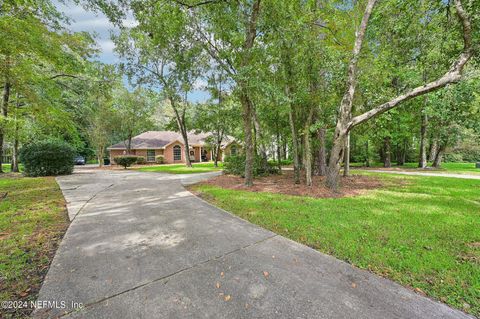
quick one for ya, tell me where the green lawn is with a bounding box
[137,162,223,174]
[192,174,480,316]
[351,162,480,174]
[0,164,23,173]
[0,174,69,318]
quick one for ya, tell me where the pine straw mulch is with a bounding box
[196,171,387,198]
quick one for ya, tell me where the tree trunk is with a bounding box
[432,145,446,168]
[343,132,350,177]
[275,113,282,170]
[365,140,370,167]
[11,136,19,172]
[214,131,223,168]
[428,138,438,162]
[418,110,428,168]
[315,128,327,176]
[171,99,192,167]
[180,129,192,167]
[397,139,407,166]
[0,81,10,173]
[239,91,255,186]
[326,0,377,190]
[11,92,19,173]
[239,0,261,186]
[304,108,314,186]
[214,144,220,167]
[288,105,301,184]
[97,148,104,168]
[383,137,391,168]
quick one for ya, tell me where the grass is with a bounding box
[0,174,69,318]
[351,162,480,174]
[192,174,480,316]
[0,164,23,173]
[137,162,223,174]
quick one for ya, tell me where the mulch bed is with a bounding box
[197,171,384,198]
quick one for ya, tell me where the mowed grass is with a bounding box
[137,162,223,174]
[0,174,69,318]
[351,162,480,174]
[192,174,480,316]
[0,164,23,173]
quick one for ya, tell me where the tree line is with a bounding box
[86,0,478,189]
[1,0,479,191]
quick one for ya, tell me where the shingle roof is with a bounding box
[107,131,236,150]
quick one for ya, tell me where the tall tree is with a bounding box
[114,88,156,153]
[326,0,475,189]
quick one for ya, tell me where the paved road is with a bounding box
[34,169,473,318]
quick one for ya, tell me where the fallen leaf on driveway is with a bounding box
[224,295,231,301]
[351,283,357,288]
[414,288,425,295]
[263,271,269,278]
[220,272,224,277]
[216,282,220,289]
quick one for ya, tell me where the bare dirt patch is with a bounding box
[196,171,385,198]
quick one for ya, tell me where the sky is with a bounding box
[54,1,209,102]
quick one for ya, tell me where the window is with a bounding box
[147,150,155,162]
[230,145,237,156]
[173,145,181,161]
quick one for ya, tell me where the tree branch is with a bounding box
[171,0,223,9]
[348,0,474,130]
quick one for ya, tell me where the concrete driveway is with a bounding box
[34,169,472,319]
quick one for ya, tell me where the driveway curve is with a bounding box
[34,169,473,319]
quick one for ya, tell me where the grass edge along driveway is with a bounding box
[191,173,480,317]
[136,162,223,174]
[0,174,69,318]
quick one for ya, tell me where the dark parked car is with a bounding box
[74,156,86,165]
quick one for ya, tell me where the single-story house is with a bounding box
[107,131,241,164]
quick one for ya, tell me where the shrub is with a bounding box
[268,159,293,166]
[113,155,138,169]
[155,155,165,164]
[224,155,279,177]
[443,153,464,163]
[136,156,146,165]
[19,140,75,177]
[444,148,480,163]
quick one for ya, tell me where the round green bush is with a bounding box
[113,155,138,169]
[136,156,146,164]
[155,155,165,164]
[19,140,75,177]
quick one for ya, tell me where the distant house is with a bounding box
[107,131,241,164]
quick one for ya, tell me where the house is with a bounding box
[107,131,241,164]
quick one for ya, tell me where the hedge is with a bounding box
[19,140,75,177]
[155,155,165,164]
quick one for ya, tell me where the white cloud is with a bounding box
[98,39,116,53]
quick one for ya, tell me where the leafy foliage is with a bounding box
[136,156,146,164]
[223,155,279,177]
[113,155,138,169]
[19,140,75,176]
